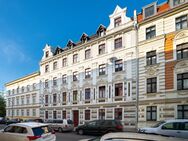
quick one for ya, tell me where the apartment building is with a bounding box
[39,6,138,129]
[5,0,188,129]
[137,0,188,127]
[5,72,40,120]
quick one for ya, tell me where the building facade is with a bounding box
[5,72,40,120]
[5,0,188,129]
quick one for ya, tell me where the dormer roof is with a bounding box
[96,24,106,34]
[80,33,89,42]
[67,40,76,48]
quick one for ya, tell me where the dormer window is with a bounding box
[97,25,106,37]
[114,17,121,27]
[173,0,187,6]
[143,3,156,19]
[45,51,49,58]
[80,33,89,43]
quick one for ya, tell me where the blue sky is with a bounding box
[0,0,166,90]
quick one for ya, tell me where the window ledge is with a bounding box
[144,63,160,68]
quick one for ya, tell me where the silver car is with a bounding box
[0,122,56,141]
[46,119,74,132]
[138,119,188,139]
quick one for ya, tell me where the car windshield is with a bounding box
[152,121,166,128]
[32,126,51,136]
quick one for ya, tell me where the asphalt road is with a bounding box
[0,124,96,141]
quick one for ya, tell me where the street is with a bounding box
[0,124,96,141]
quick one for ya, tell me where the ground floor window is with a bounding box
[45,111,48,119]
[115,108,122,120]
[26,109,29,116]
[33,109,36,116]
[146,106,157,121]
[99,109,105,120]
[62,111,66,119]
[178,105,188,119]
[53,111,57,119]
[85,110,90,120]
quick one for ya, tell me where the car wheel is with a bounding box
[78,129,84,135]
[58,127,63,133]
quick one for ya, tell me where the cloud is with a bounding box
[0,39,31,63]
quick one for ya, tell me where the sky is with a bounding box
[0,0,166,90]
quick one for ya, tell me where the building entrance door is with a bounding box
[73,110,79,127]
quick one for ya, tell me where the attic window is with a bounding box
[45,51,49,58]
[174,0,186,6]
[144,4,156,19]
[114,17,121,27]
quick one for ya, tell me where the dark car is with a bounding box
[25,118,44,123]
[0,117,6,124]
[76,120,123,135]
[6,119,21,125]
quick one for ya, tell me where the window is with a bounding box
[85,49,91,59]
[114,17,121,27]
[174,0,187,6]
[62,58,67,67]
[21,86,24,93]
[45,111,48,119]
[85,68,91,79]
[45,65,49,73]
[16,97,19,105]
[147,77,157,93]
[162,122,180,130]
[27,85,30,92]
[73,71,78,81]
[99,64,106,75]
[127,82,131,97]
[53,77,57,86]
[33,83,36,90]
[12,89,15,94]
[53,94,57,106]
[21,109,24,116]
[99,109,105,120]
[73,91,77,101]
[63,92,66,103]
[45,51,49,58]
[53,111,57,119]
[26,96,30,104]
[32,95,36,104]
[16,109,19,116]
[147,106,157,121]
[85,110,90,120]
[26,109,29,116]
[177,73,188,90]
[144,5,155,18]
[73,54,78,63]
[85,88,90,100]
[176,15,188,31]
[62,111,66,119]
[146,26,156,39]
[177,43,188,60]
[99,44,105,55]
[114,37,122,49]
[45,79,49,88]
[115,108,122,120]
[62,75,67,84]
[53,61,57,70]
[45,95,48,106]
[21,96,24,105]
[99,86,105,98]
[146,50,157,65]
[115,59,123,72]
[177,105,188,119]
[33,109,36,116]
[115,83,123,96]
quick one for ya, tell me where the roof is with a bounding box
[5,71,40,87]
[137,2,170,23]
[11,122,49,128]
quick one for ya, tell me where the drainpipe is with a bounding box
[134,10,139,130]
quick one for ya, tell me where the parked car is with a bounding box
[0,122,56,141]
[0,117,6,124]
[6,119,21,125]
[138,119,188,139]
[76,120,123,135]
[81,132,187,141]
[45,119,74,132]
[25,118,44,123]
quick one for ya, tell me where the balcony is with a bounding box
[85,99,90,104]
[98,97,106,103]
[114,96,124,101]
